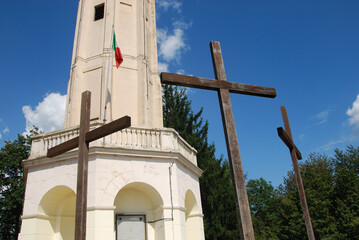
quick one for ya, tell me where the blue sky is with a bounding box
[1,0,359,187]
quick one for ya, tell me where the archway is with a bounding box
[36,186,76,239]
[114,182,164,240]
[185,190,201,239]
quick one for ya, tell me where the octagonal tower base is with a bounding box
[19,122,205,240]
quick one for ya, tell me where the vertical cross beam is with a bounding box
[75,91,91,240]
[278,106,315,240]
[211,41,255,240]
[161,41,276,239]
[47,91,131,240]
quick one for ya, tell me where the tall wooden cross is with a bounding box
[161,41,277,239]
[277,106,315,240]
[47,91,131,240]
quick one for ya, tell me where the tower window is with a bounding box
[94,3,105,21]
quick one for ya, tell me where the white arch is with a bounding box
[114,182,163,213]
[185,190,203,240]
[114,182,165,240]
[36,185,76,240]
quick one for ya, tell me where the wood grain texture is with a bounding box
[46,91,131,240]
[160,40,279,239]
[279,106,315,240]
[210,41,255,240]
[75,91,91,240]
[161,72,276,98]
[47,116,131,158]
[277,127,302,160]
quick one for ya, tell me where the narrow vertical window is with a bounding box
[94,3,105,21]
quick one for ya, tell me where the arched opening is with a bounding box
[114,182,164,240]
[36,186,76,240]
[185,190,202,239]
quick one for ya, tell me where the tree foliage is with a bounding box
[162,85,240,239]
[1,85,357,240]
[0,134,31,239]
[163,85,359,239]
[248,146,359,239]
[247,178,281,239]
[332,146,359,238]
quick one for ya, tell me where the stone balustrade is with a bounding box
[29,123,197,165]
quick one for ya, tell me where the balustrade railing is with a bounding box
[29,124,197,165]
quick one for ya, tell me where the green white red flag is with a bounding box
[112,30,123,68]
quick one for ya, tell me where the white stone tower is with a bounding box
[64,0,163,128]
[19,0,205,239]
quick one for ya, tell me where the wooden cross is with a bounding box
[277,106,315,240]
[161,41,277,240]
[47,91,131,240]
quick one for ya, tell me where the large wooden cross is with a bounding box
[277,106,315,240]
[161,41,277,239]
[47,91,131,240]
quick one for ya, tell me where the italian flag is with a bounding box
[112,30,123,68]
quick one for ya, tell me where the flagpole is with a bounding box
[104,25,114,123]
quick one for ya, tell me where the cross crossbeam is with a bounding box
[47,116,131,158]
[161,72,276,98]
[161,41,277,240]
[277,127,302,160]
[277,106,315,240]
[47,91,131,240]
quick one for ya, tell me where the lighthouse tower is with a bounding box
[19,0,205,239]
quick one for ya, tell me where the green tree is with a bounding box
[332,145,359,239]
[276,151,356,239]
[163,84,359,239]
[162,85,240,239]
[276,153,336,239]
[301,153,336,239]
[0,134,31,239]
[247,178,281,239]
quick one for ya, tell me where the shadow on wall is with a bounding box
[37,186,76,239]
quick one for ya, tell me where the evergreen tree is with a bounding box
[0,134,31,239]
[165,88,359,240]
[332,146,359,239]
[247,178,281,239]
[162,85,240,239]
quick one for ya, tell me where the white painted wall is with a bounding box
[19,128,205,240]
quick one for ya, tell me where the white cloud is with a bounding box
[157,28,187,62]
[318,139,345,152]
[157,28,167,43]
[299,134,305,141]
[158,62,169,73]
[310,106,336,126]
[156,0,182,13]
[0,119,9,139]
[156,2,190,73]
[176,69,185,74]
[173,20,192,30]
[347,94,359,134]
[312,110,330,125]
[22,93,66,135]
